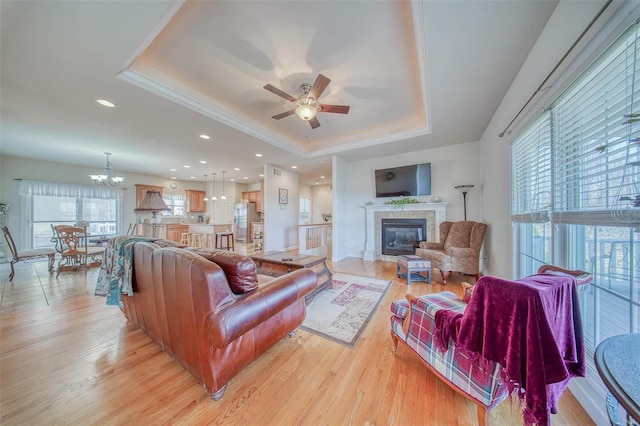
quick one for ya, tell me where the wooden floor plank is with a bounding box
[0,255,594,425]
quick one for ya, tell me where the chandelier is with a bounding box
[90,152,124,186]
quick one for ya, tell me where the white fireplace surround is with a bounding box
[363,203,449,261]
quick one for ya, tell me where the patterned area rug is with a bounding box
[301,272,392,348]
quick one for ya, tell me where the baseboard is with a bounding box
[567,354,608,426]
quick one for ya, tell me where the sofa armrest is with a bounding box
[446,247,476,257]
[419,241,444,250]
[207,268,317,348]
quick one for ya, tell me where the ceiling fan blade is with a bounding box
[309,116,321,129]
[264,84,297,102]
[272,109,296,120]
[309,74,331,100]
[319,104,350,114]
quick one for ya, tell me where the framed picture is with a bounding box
[279,188,288,204]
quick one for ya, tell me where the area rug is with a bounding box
[300,272,392,348]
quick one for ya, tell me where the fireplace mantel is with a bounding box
[363,203,449,261]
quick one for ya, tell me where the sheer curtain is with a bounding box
[17,180,124,250]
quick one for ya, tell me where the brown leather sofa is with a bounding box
[122,242,317,400]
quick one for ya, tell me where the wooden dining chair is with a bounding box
[53,225,105,278]
[2,226,56,281]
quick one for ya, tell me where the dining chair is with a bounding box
[2,226,56,281]
[53,225,105,278]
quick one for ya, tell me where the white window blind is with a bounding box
[552,25,640,226]
[513,24,640,228]
[511,111,552,223]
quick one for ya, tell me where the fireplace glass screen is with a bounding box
[381,219,426,256]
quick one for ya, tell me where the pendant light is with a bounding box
[220,171,227,200]
[211,172,217,201]
[203,175,209,201]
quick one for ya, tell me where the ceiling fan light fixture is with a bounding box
[295,104,317,121]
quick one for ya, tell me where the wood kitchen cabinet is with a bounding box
[135,184,164,208]
[185,190,207,212]
[166,224,189,242]
[242,190,262,212]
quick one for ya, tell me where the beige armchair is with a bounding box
[415,220,487,284]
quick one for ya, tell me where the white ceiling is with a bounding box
[0,0,558,186]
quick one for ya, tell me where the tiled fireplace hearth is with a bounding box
[363,203,449,261]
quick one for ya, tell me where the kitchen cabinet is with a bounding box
[166,224,189,242]
[186,190,207,212]
[135,184,164,208]
[242,190,262,212]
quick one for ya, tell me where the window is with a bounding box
[32,196,117,247]
[162,191,186,217]
[511,23,640,354]
[18,180,122,250]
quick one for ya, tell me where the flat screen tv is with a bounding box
[375,163,431,198]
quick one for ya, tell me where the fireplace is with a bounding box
[381,219,426,256]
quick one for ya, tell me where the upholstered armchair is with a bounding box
[415,220,487,283]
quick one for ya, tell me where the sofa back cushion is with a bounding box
[188,248,259,294]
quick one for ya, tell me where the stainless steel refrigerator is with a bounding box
[234,202,260,242]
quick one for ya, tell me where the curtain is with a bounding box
[18,180,124,200]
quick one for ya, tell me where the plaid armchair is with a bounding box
[415,220,487,283]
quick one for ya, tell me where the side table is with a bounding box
[595,333,640,426]
[396,254,431,285]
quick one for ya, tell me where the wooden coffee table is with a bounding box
[249,251,333,303]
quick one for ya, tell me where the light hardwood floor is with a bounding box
[0,253,594,425]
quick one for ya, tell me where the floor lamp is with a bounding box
[454,185,474,220]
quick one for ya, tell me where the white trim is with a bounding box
[410,0,432,132]
[118,1,185,73]
[568,352,609,426]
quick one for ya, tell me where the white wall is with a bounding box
[332,155,348,261]
[0,155,203,249]
[263,164,299,251]
[341,141,480,261]
[477,2,635,424]
[299,184,311,199]
[311,184,332,224]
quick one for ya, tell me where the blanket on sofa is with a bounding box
[95,236,159,307]
[434,274,585,426]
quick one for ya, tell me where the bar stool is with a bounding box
[190,233,204,248]
[253,231,263,252]
[180,232,191,245]
[205,233,214,248]
[215,232,234,251]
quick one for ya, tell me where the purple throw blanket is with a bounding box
[434,274,585,426]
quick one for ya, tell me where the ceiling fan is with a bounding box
[263,74,350,129]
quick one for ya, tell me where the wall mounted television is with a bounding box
[374,163,431,198]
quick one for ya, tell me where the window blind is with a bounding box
[511,111,552,223]
[512,23,640,228]
[552,24,640,226]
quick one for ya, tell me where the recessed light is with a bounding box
[171,177,177,180]
[315,182,320,185]
[170,168,176,172]
[259,174,264,177]
[230,178,235,182]
[200,160,207,164]
[291,165,297,169]
[200,134,210,140]
[243,176,248,179]
[190,176,196,179]
[234,167,240,171]
[96,99,115,108]
[255,153,263,157]
[184,165,190,168]
[320,176,325,179]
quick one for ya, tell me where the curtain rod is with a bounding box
[498,0,613,138]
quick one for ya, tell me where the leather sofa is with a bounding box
[121,242,317,400]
